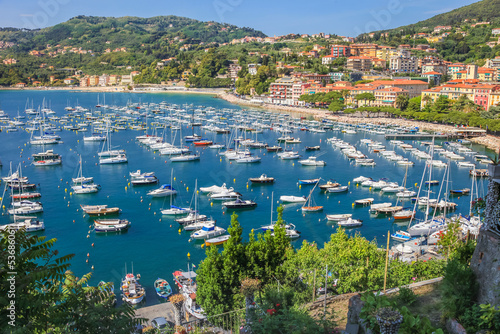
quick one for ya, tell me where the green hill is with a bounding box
[375,0,500,34]
[0,15,266,52]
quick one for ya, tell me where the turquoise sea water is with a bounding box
[0,90,491,307]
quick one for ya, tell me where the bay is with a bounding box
[0,89,490,307]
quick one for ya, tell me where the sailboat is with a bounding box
[301,181,323,212]
[99,122,127,164]
[147,169,177,197]
[71,156,100,194]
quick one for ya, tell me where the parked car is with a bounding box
[151,317,174,333]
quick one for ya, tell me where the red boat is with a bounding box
[12,192,42,200]
[194,140,213,146]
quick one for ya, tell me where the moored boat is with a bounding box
[94,219,130,232]
[81,204,120,216]
[121,273,145,305]
[249,174,275,183]
[205,234,231,246]
[154,278,173,299]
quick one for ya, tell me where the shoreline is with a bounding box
[216,92,500,152]
[2,86,499,151]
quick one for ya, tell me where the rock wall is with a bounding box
[470,228,500,306]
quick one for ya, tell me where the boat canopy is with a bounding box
[170,205,186,210]
[161,184,173,189]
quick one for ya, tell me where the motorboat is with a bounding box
[121,273,145,304]
[161,206,193,216]
[175,213,207,225]
[327,185,348,193]
[223,199,257,209]
[298,157,326,166]
[280,195,307,203]
[147,184,177,197]
[199,183,231,194]
[369,202,392,213]
[190,224,226,239]
[278,151,300,160]
[326,213,352,221]
[131,175,158,185]
[8,203,43,215]
[393,209,415,220]
[94,219,130,232]
[235,156,261,163]
[305,146,321,151]
[184,219,217,231]
[99,154,128,164]
[209,190,242,201]
[0,216,44,232]
[32,150,62,166]
[72,183,100,194]
[205,234,231,246]
[318,181,340,190]
[353,176,371,184]
[154,278,172,299]
[354,198,374,206]
[81,204,120,216]
[130,170,155,178]
[391,230,412,242]
[170,153,200,162]
[298,178,320,185]
[249,174,275,183]
[336,218,363,227]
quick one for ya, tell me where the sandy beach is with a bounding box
[217,92,500,152]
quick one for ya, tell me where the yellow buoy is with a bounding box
[125,186,127,191]
[201,244,205,248]
[415,183,418,187]
[233,178,236,183]
[210,202,213,206]
[187,252,191,258]
[348,181,351,185]
[356,184,359,187]
[352,203,355,207]
[197,190,199,194]
[186,187,189,192]
[299,185,301,189]
[65,188,67,192]
[174,177,176,181]
[369,187,372,191]
[178,228,181,233]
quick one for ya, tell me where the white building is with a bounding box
[390,51,418,73]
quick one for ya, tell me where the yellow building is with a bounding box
[426,36,444,43]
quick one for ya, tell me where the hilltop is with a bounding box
[376,0,500,34]
[0,15,266,52]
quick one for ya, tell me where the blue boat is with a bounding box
[298,178,320,185]
[154,278,172,299]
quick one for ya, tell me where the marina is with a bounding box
[0,89,492,308]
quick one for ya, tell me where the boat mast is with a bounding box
[470,166,475,216]
[426,137,435,221]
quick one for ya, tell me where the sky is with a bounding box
[0,0,480,37]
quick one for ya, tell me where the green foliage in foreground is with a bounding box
[196,214,446,320]
[0,230,142,333]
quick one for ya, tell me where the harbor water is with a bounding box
[0,90,490,307]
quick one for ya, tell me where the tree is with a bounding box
[355,93,376,108]
[0,230,141,332]
[395,94,409,111]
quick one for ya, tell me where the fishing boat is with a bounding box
[337,218,363,227]
[80,205,120,216]
[298,156,326,166]
[249,174,275,183]
[94,219,130,232]
[184,291,206,320]
[172,270,196,292]
[302,182,323,212]
[154,278,173,299]
[298,178,320,185]
[121,272,145,305]
[223,199,257,209]
[190,224,226,239]
[326,213,352,221]
[205,234,231,246]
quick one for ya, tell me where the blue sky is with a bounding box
[0,0,479,36]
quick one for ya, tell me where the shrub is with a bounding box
[397,287,417,306]
[440,259,478,319]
